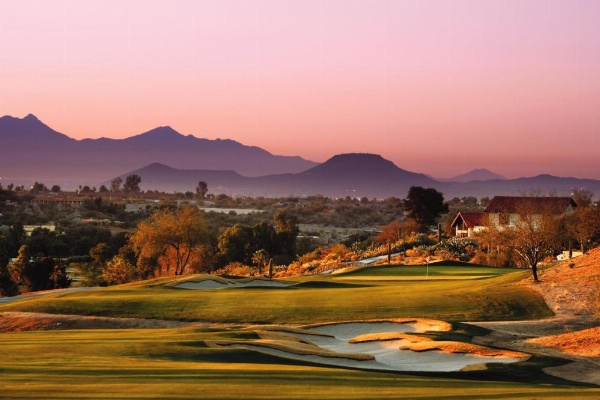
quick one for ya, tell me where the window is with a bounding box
[499,213,510,226]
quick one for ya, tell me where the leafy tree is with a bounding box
[0,236,19,297]
[110,177,123,192]
[252,249,270,276]
[217,224,254,266]
[565,207,600,254]
[376,221,401,245]
[8,244,30,286]
[274,211,299,260]
[124,174,142,193]
[130,206,209,275]
[75,243,113,286]
[102,254,136,285]
[404,186,449,230]
[30,182,48,193]
[50,185,61,193]
[480,207,562,282]
[196,181,208,201]
[98,185,109,193]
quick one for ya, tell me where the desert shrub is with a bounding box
[434,238,478,262]
[470,249,515,268]
[214,262,255,276]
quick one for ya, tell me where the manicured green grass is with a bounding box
[332,263,521,281]
[1,327,598,399]
[1,265,597,398]
[0,268,549,323]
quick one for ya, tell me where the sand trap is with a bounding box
[175,278,294,290]
[220,320,526,372]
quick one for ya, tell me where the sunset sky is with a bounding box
[1,0,599,179]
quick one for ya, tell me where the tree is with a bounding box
[124,174,142,193]
[102,254,136,285]
[217,224,254,266]
[252,249,270,276]
[130,206,209,276]
[571,188,594,208]
[481,207,562,282]
[274,211,299,260]
[404,186,449,230]
[565,207,600,254]
[50,185,61,193]
[376,221,402,245]
[0,236,19,297]
[196,181,208,201]
[30,182,47,193]
[110,177,123,192]
[8,244,30,286]
[99,185,109,193]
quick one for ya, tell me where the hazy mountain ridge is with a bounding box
[118,155,600,199]
[0,114,318,183]
[2,114,600,199]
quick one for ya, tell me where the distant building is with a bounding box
[450,196,577,238]
[125,203,149,213]
[23,224,56,236]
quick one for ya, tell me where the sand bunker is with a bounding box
[175,277,294,290]
[219,320,527,372]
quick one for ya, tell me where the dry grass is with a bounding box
[526,326,600,358]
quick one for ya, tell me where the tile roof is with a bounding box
[483,196,576,214]
[451,212,486,228]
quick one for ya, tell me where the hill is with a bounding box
[118,153,437,197]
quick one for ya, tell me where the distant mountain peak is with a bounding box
[446,168,506,183]
[23,113,41,121]
[135,125,183,139]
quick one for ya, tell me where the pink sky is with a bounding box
[1,0,599,179]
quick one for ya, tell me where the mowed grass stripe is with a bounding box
[1,328,598,399]
[0,269,550,323]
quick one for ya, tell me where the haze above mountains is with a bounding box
[1,114,599,199]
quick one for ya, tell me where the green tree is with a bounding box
[404,186,449,230]
[196,181,208,201]
[124,174,142,193]
[130,206,209,276]
[110,177,123,192]
[0,236,19,297]
[274,211,299,260]
[50,185,61,193]
[217,224,254,266]
[252,249,270,276]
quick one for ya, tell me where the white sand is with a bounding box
[226,321,524,372]
[176,278,294,290]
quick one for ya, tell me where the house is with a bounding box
[450,212,487,238]
[484,196,576,230]
[451,196,577,238]
[125,203,149,213]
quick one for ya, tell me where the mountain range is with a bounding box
[2,114,600,199]
[0,114,317,183]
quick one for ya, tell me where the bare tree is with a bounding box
[482,204,563,282]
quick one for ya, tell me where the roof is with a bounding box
[451,212,486,228]
[484,196,577,214]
